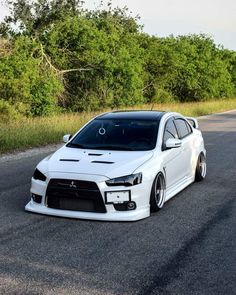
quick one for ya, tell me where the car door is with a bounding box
[162,117,183,190]
[174,118,193,178]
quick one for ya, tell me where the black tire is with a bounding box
[150,172,166,212]
[195,153,207,181]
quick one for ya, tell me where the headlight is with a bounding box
[105,173,142,187]
[33,168,47,181]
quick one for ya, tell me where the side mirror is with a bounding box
[63,134,72,143]
[165,138,182,149]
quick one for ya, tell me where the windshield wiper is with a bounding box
[67,142,85,149]
[91,145,134,151]
[67,143,134,151]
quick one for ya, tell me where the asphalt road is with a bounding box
[0,111,236,295]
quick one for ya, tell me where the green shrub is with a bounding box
[0,99,21,122]
[0,37,63,116]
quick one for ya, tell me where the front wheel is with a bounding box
[195,153,207,181]
[150,172,166,212]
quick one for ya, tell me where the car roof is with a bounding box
[96,111,166,121]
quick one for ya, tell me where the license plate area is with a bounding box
[105,190,131,204]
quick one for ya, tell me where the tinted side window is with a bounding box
[186,121,192,133]
[174,119,192,139]
[163,119,178,144]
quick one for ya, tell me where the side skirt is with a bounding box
[164,175,195,203]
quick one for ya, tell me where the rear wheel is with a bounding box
[150,172,166,212]
[195,153,207,181]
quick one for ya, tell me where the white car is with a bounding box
[25,111,206,221]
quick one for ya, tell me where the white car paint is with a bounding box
[25,111,206,221]
[44,148,154,179]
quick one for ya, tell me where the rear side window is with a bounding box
[163,119,178,144]
[174,119,192,139]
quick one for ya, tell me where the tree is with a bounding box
[0,0,235,117]
[0,36,63,115]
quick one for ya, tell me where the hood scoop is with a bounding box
[91,161,114,164]
[88,153,103,156]
[60,159,80,162]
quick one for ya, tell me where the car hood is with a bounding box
[43,146,154,179]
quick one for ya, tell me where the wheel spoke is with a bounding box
[155,175,164,207]
[200,158,206,177]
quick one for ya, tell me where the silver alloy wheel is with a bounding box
[199,154,207,178]
[154,173,165,208]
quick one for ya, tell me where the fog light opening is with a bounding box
[32,194,42,204]
[127,201,136,210]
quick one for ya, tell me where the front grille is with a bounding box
[46,179,106,213]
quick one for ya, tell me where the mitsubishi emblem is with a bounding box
[69,181,77,188]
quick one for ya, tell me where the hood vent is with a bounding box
[60,159,80,162]
[88,153,103,156]
[91,161,114,164]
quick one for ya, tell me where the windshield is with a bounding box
[67,119,159,151]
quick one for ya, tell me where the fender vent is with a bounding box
[91,161,114,164]
[60,159,80,162]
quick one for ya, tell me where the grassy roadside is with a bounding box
[1,98,236,154]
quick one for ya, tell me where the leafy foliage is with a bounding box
[0,37,63,116]
[0,0,235,117]
[140,34,235,103]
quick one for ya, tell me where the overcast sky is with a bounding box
[1,0,235,50]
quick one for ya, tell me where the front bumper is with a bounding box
[25,172,151,221]
[25,201,149,221]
